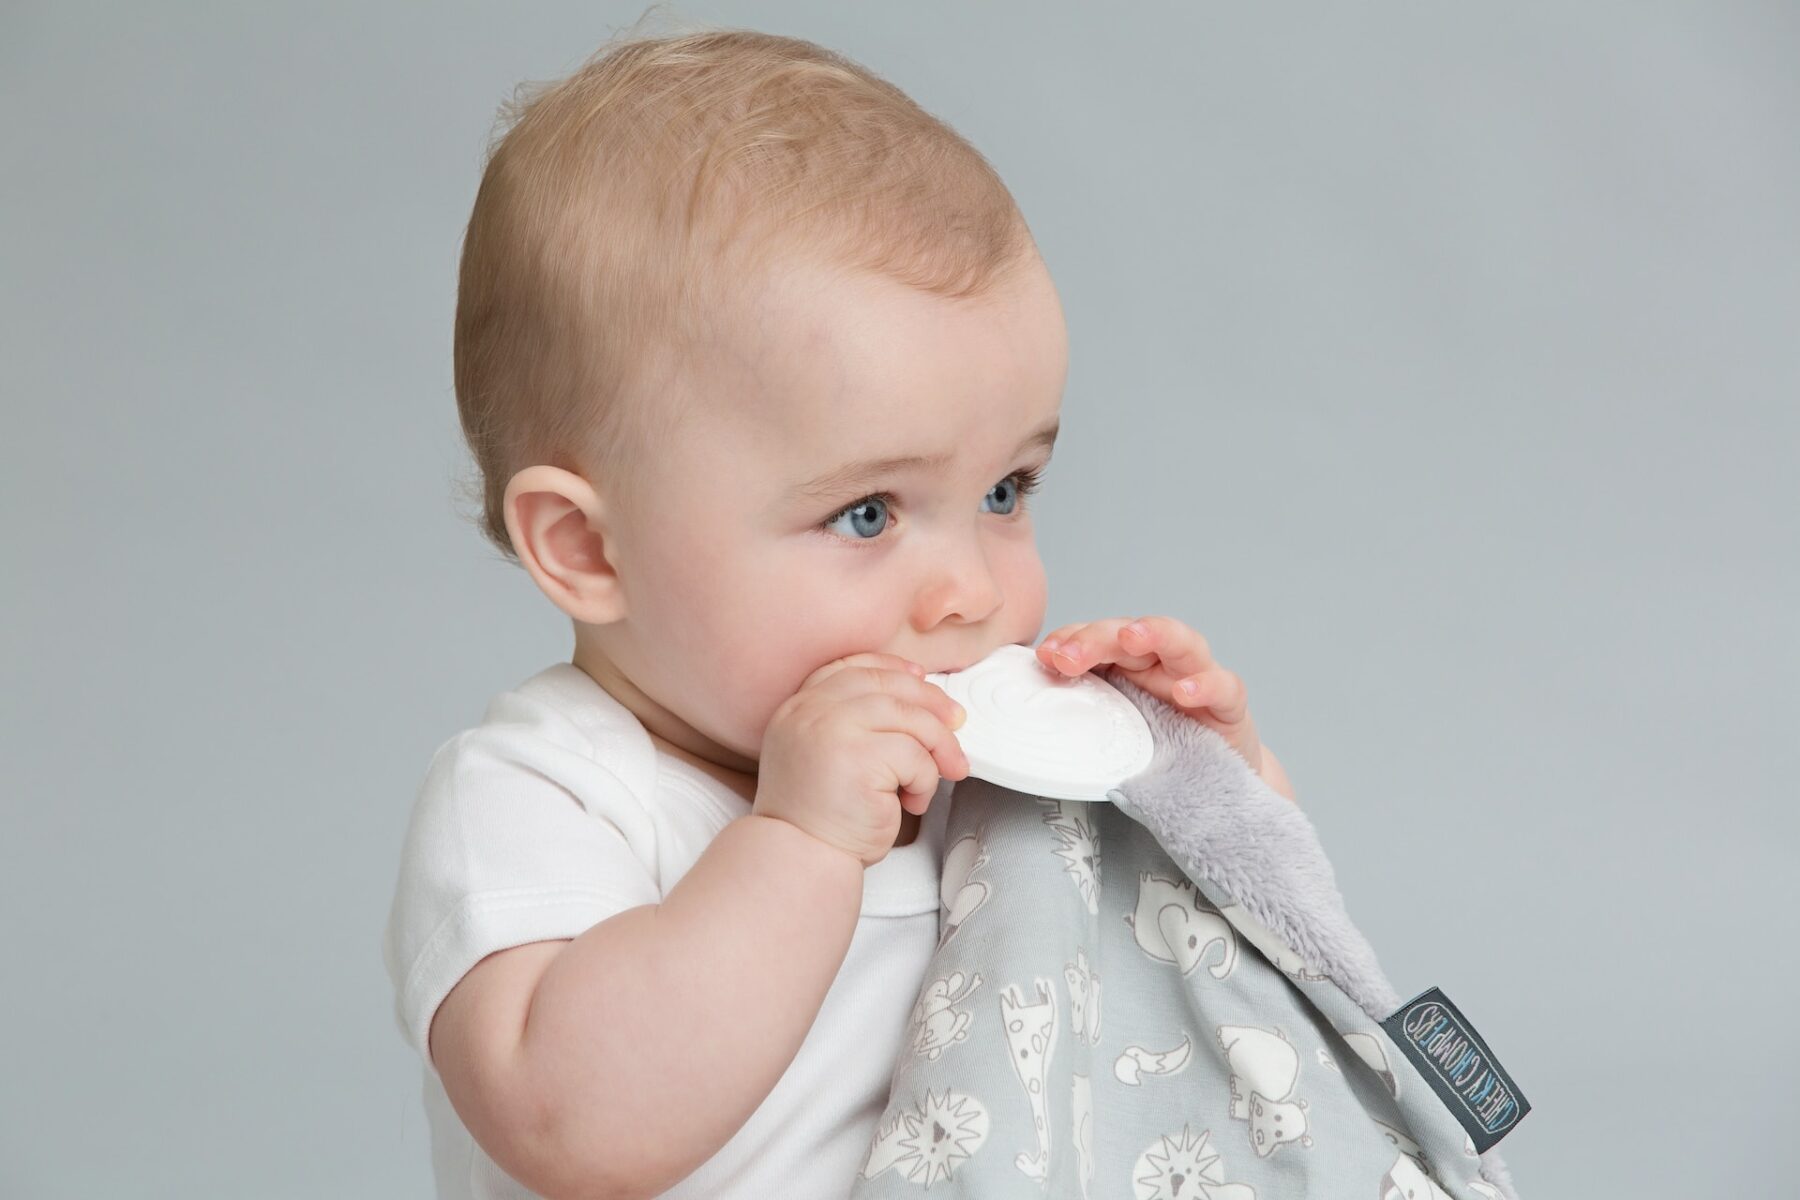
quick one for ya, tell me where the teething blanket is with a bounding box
[850,669,1527,1199]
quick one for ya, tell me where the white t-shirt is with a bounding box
[382,661,950,1200]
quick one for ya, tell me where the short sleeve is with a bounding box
[381,720,664,1070]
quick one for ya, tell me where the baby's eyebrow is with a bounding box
[788,420,1059,502]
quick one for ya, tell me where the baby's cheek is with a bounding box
[1003,556,1051,643]
[722,648,824,756]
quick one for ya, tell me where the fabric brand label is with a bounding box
[1379,986,1530,1153]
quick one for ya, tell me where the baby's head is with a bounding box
[454,24,1067,774]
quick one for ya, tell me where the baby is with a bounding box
[383,23,1294,1200]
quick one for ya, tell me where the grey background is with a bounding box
[3,2,1793,1196]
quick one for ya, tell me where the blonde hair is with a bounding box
[452,8,1039,565]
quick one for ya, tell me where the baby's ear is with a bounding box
[504,465,628,624]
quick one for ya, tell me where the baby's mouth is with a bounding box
[925,642,1025,677]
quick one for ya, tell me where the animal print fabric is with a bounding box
[850,695,1521,1199]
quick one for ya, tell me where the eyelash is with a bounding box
[818,465,1047,543]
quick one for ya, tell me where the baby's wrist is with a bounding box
[744,811,867,872]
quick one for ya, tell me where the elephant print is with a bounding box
[939,834,992,949]
[1126,872,1239,979]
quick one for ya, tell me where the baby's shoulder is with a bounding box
[413,663,662,822]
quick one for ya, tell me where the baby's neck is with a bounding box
[644,726,759,805]
[570,638,760,797]
[571,640,923,847]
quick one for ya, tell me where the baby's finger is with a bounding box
[1035,624,1084,671]
[1173,667,1248,722]
[858,692,969,784]
[1123,616,1214,679]
[802,651,926,693]
[1043,617,1157,675]
[807,665,969,743]
[1037,622,1086,654]
[886,733,943,814]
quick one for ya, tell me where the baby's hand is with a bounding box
[1036,617,1297,804]
[755,651,970,868]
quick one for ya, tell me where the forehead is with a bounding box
[702,252,1067,474]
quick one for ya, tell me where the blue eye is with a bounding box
[818,466,1046,543]
[824,494,892,541]
[983,472,1029,516]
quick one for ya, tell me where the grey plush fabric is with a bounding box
[849,667,1524,1200]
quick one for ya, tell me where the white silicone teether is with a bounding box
[925,643,1154,801]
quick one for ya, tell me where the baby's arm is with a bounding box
[429,812,865,1200]
[1259,744,1297,803]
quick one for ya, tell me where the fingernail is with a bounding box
[1124,622,1148,639]
[953,704,967,728]
[1177,679,1199,699]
